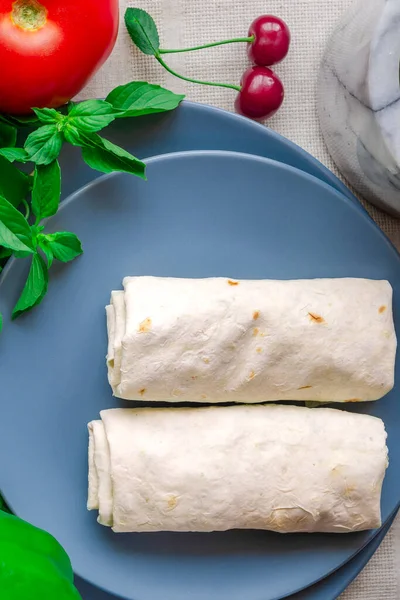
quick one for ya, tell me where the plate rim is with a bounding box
[155,101,364,207]
[147,100,365,210]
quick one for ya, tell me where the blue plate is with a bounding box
[74,509,398,600]
[0,151,399,600]
[59,100,386,600]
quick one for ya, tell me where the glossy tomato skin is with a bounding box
[0,0,119,114]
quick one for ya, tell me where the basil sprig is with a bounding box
[0,81,185,330]
[0,164,82,323]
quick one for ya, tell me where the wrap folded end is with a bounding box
[87,422,99,511]
[87,420,114,527]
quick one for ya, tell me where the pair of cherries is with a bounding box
[236,15,290,120]
[131,10,291,122]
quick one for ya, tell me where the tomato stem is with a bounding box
[155,55,241,92]
[159,36,254,54]
[11,0,47,32]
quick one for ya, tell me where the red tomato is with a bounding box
[0,0,119,114]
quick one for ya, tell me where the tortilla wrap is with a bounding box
[106,277,396,403]
[88,405,388,533]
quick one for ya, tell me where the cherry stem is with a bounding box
[155,55,241,92]
[159,36,254,54]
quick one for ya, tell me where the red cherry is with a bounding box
[235,66,284,121]
[248,15,290,66]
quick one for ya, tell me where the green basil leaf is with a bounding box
[106,82,185,117]
[37,237,54,267]
[0,155,31,207]
[0,247,13,259]
[13,249,33,258]
[0,122,17,148]
[82,134,146,178]
[0,148,29,163]
[12,253,48,319]
[0,195,34,253]
[4,114,40,126]
[33,107,63,124]
[39,231,82,263]
[31,160,61,220]
[64,128,146,178]
[0,493,11,512]
[62,124,82,147]
[68,100,112,116]
[31,223,44,234]
[0,114,17,127]
[124,8,160,55]
[67,100,116,132]
[24,125,63,165]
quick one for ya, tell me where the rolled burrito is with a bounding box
[106,276,396,403]
[87,405,388,533]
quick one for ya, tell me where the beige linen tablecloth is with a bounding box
[77,1,400,597]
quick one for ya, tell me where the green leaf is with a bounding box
[82,135,146,178]
[64,128,146,178]
[0,155,31,207]
[33,107,63,124]
[31,224,44,236]
[13,249,33,259]
[31,160,61,220]
[62,124,82,147]
[39,232,82,263]
[12,253,48,319]
[124,8,160,55]
[0,195,34,253]
[24,125,63,165]
[38,238,54,267]
[0,122,17,148]
[0,247,13,259]
[106,82,185,117]
[0,114,17,127]
[2,113,39,126]
[67,100,116,132]
[0,148,29,163]
[0,494,11,512]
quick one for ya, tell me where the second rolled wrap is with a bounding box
[106,276,396,403]
[88,405,388,533]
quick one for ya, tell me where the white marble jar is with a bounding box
[318,0,400,216]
